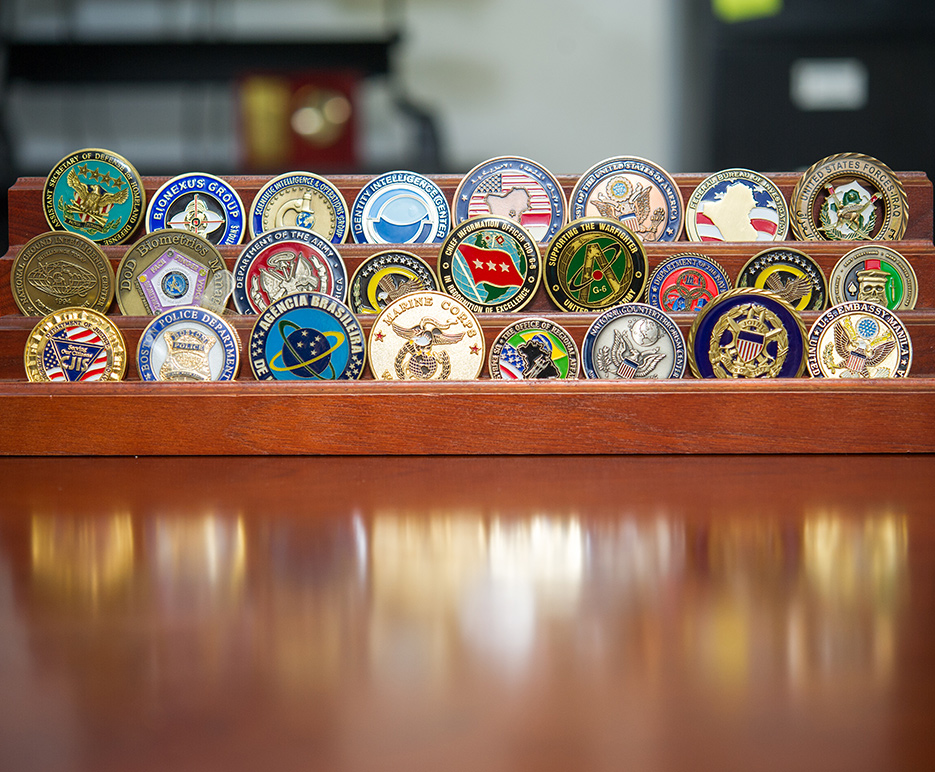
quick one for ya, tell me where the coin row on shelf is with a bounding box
[21,287,914,384]
[37,149,910,252]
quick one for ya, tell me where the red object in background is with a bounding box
[239,70,359,172]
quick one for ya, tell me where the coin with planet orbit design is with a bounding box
[248,292,366,381]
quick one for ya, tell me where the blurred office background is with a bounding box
[0,0,933,251]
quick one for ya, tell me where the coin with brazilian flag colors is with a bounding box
[488,317,579,380]
[544,217,647,312]
[248,292,365,381]
[438,216,541,313]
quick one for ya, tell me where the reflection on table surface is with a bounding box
[1,456,933,772]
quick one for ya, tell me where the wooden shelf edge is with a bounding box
[1,378,934,456]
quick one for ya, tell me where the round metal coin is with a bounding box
[249,171,349,243]
[736,247,828,311]
[582,303,686,380]
[790,152,908,241]
[24,307,127,382]
[488,317,579,380]
[807,301,911,378]
[248,292,365,381]
[685,168,788,242]
[351,170,449,244]
[438,216,541,313]
[115,229,227,315]
[348,250,438,315]
[12,231,115,316]
[368,291,484,380]
[646,252,731,314]
[146,172,245,245]
[43,147,145,245]
[137,306,241,382]
[829,244,918,310]
[688,288,807,379]
[569,156,683,242]
[544,217,648,312]
[453,156,566,242]
[232,227,348,314]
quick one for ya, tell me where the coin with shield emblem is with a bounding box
[807,301,911,378]
[582,303,685,380]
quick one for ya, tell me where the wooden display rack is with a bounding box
[1,172,934,455]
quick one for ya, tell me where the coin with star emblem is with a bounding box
[736,247,828,311]
[248,292,365,381]
[24,306,127,382]
[347,250,438,315]
[249,171,349,243]
[368,291,484,380]
[806,301,912,378]
[11,231,115,316]
[790,152,908,241]
[137,306,241,382]
[43,148,145,245]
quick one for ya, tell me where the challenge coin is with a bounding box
[544,217,648,312]
[348,250,438,314]
[249,292,365,381]
[43,147,144,245]
[137,306,240,381]
[453,156,566,242]
[688,288,807,379]
[115,229,227,315]
[582,303,686,380]
[828,244,918,310]
[24,307,127,382]
[569,156,683,242]
[685,168,788,242]
[735,247,828,311]
[232,227,348,314]
[488,317,579,380]
[437,216,541,313]
[368,291,484,380]
[249,171,349,243]
[350,170,449,244]
[790,152,908,241]
[807,301,911,378]
[146,172,245,245]
[646,252,731,314]
[11,231,115,316]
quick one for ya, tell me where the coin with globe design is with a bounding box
[582,303,686,380]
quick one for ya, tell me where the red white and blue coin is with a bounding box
[248,292,365,381]
[685,168,788,242]
[232,227,348,314]
[351,170,450,244]
[137,306,240,382]
[24,307,127,382]
[437,216,541,313]
[146,172,246,245]
[488,317,579,380]
[646,252,732,314]
[248,171,349,243]
[453,156,566,242]
[570,156,683,242]
[582,303,686,380]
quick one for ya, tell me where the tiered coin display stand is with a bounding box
[2,172,934,455]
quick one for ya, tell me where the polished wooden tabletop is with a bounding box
[1,455,934,772]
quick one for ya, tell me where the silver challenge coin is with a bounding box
[582,303,686,380]
[137,306,240,381]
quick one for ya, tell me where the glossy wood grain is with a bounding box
[1,455,934,772]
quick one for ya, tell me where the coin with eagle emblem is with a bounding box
[368,291,484,380]
[43,148,145,245]
[582,303,686,380]
[735,247,828,311]
[348,250,438,315]
[12,231,115,316]
[806,301,911,378]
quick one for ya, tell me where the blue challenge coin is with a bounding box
[146,172,246,245]
[569,156,684,242]
[249,292,366,381]
[452,156,566,243]
[137,306,240,381]
[351,171,450,244]
[688,288,807,379]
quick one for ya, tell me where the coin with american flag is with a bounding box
[24,307,127,382]
[488,317,579,380]
[685,168,789,242]
[453,156,566,243]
